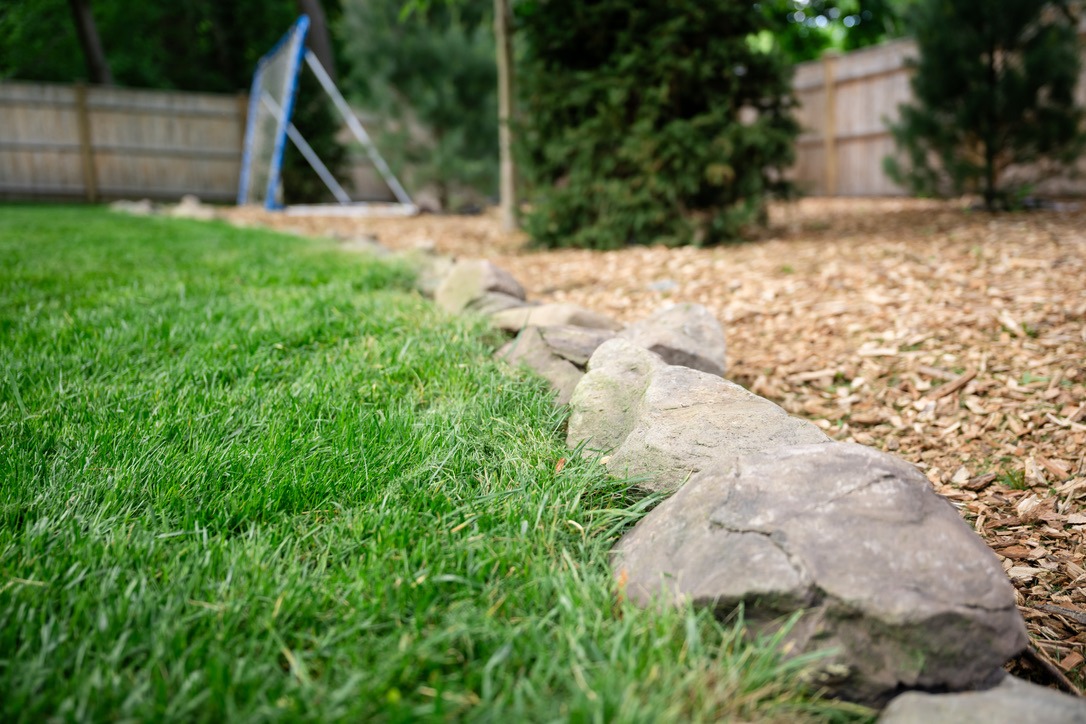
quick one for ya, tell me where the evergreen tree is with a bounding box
[338,0,498,210]
[759,0,907,64]
[516,0,799,249]
[886,0,1086,210]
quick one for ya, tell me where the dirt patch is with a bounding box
[221,198,1086,683]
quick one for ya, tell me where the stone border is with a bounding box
[110,198,1079,719]
[405,251,1085,718]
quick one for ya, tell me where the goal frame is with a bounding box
[237,15,415,215]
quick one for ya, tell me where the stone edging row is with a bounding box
[108,203,1085,721]
[412,253,1086,722]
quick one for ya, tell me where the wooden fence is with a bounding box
[7,42,1086,203]
[791,35,1086,197]
[0,82,247,202]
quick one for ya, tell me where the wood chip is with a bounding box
[1036,605,1086,626]
[788,368,839,383]
[1059,651,1084,671]
[925,369,977,400]
[962,473,997,491]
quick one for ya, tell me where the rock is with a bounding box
[395,249,454,299]
[567,339,826,491]
[434,260,526,314]
[467,292,532,315]
[537,326,617,367]
[647,279,679,293]
[618,303,726,376]
[170,194,216,220]
[497,326,584,405]
[490,303,620,333]
[880,675,1086,723]
[614,442,1029,705]
[109,199,154,216]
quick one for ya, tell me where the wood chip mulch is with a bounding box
[222,198,1085,688]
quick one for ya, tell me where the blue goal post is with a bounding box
[237,15,414,214]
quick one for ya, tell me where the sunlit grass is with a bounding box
[0,207,869,722]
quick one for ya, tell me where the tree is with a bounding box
[886,0,1086,210]
[67,0,113,84]
[517,0,799,249]
[1,0,347,203]
[758,0,907,64]
[297,0,338,81]
[339,0,498,210]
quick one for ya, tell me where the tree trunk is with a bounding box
[493,0,517,231]
[68,0,113,85]
[296,0,337,83]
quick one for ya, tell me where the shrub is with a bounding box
[885,0,1086,210]
[516,0,799,249]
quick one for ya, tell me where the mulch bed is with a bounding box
[222,198,1085,688]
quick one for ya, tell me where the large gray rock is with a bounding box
[497,326,583,405]
[567,339,826,491]
[880,675,1086,723]
[434,260,526,313]
[491,303,620,333]
[614,442,1029,705]
[618,303,726,376]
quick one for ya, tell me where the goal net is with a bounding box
[238,15,415,215]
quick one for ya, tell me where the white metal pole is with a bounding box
[304,50,414,206]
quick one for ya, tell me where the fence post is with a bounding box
[236,92,249,147]
[74,83,99,203]
[822,53,838,197]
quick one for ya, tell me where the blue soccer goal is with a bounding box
[237,15,415,215]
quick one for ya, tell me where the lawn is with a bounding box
[0,208,864,722]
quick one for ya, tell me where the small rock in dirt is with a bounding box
[879,674,1086,723]
[647,279,679,293]
[435,260,526,313]
[109,199,155,216]
[618,303,727,376]
[567,339,826,490]
[170,194,216,220]
[490,303,620,333]
[614,442,1029,705]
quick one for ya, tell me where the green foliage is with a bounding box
[0,0,347,203]
[338,0,498,209]
[758,0,907,64]
[0,208,871,722]
[517,0,799,249]
[0,0,297,91]
[885,0,1086,210]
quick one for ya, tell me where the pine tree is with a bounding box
[516,0,799,249]
[338,0,498,210]
[886,0,1086,210]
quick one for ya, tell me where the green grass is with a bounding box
[0,207,868,722]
